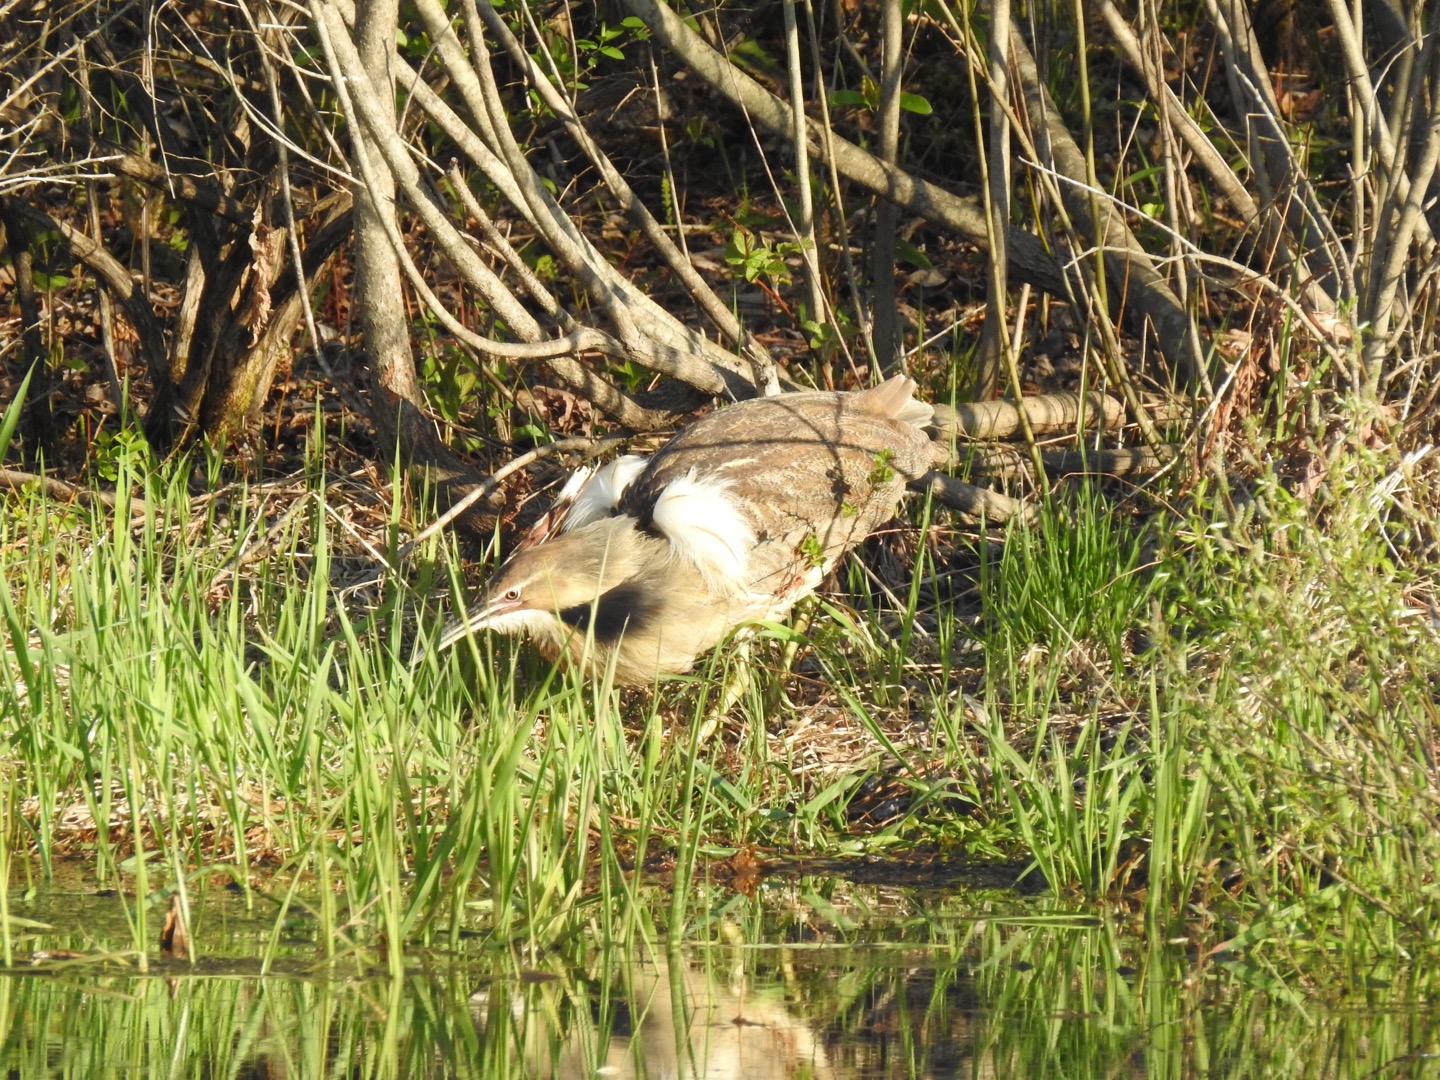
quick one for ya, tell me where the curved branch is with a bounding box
[323,0,756,403]
[313,1,677,428]
[912,471,1029,523]
[407,0,756,398]
[315,1,547,341]
[0,198,169,384]
[478,1,779,393]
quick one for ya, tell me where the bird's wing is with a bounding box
[624,389,933,605]
[648,471,756,593]
[517,454,650,552]
[562,454,649,532]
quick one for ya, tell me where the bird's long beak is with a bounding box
[434,590,522,652]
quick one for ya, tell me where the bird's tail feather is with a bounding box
[857,374,933,428]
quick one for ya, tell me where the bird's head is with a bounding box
[437,516,653,650]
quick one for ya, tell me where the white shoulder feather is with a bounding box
[650,471,755,591]
[562,455,649,533]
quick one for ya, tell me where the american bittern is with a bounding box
[437,375,935,684]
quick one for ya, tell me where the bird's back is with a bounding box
[620,376,934,619]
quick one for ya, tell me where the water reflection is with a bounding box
[0,873,1437,1078]
[476,952,836,1079]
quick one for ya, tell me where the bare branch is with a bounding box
[620,0,1069,298]
[0,197,169,383]
[1008,28,1210,393]
[930,392,1130,441]
[1098,0,1338,320]
[1205,0,1351,302]
[912,471,1030,523]
[478,1,779,394]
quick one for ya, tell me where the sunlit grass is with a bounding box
[3,412,1440,987]
[0,439,727,961]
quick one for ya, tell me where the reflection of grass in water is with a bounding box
[2,427,1439,1010]
[966,913,1440,1079]
[4,880,1437,1078]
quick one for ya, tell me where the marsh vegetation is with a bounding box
[2,0,1440,1073]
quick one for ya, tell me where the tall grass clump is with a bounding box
[949,442,1440,967]
[985,484,1155,674]
[952,484,1157,892]
[1156,438,1440,964]
[0,429,746,960]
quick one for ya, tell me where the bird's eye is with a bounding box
[503,587,521,602]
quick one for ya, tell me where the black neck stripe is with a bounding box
[557,580,656,644]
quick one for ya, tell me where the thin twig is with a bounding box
[401,434,628,557]
[782,0,828,354]
[0,469,130,514]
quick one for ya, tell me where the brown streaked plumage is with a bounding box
[436,375,935,684]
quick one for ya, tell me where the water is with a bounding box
[1,864,1437,1077]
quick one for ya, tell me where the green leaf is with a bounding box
[2,914,53,931]
[828,89,868,109]
[730,38,778,69]
[0,361,34,463]
[799,532,826,568]
[600,45,624,60]
[899,92,933,115]
[867,448,896,485]
[895,239,932,269]
[802,318,835,351]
